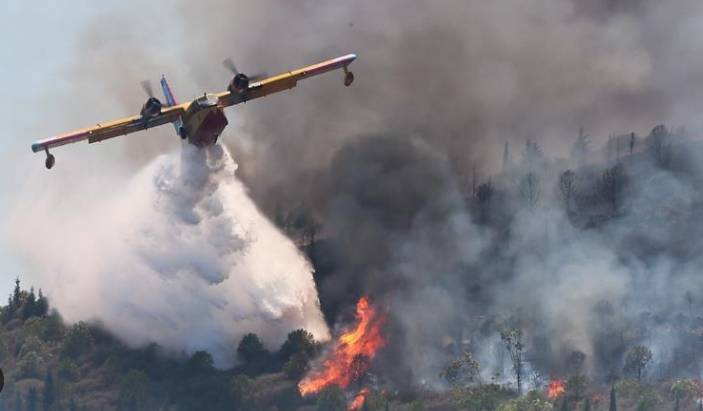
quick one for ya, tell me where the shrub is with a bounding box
[454,383,515,411]
[670,378,701,402]
[497,390,553,411]
[614,379,640,398]
[636,388,662,411]
[231,374,255,410]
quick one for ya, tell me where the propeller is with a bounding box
[248,72,269,82]
[140,80,155,98]
[223,57,268,82]
[223,58,239,75]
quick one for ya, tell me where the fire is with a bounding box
[348,388,370,411]
[298,296,387,396]
[547,379,566,400]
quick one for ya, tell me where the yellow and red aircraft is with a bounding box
[31,54,357,169]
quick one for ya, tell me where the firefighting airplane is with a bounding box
[31,54,357,169]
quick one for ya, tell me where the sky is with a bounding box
[0,2,156,298]
[0,3,98,297]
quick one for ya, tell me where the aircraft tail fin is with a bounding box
[160,75,184,137]
[160,75,178,106]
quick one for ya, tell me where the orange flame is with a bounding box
[298,296,387,396]
[348,388,370,411]
[547,379,566,400]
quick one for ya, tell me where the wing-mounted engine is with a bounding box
[140,81,162,117]
[228,73,250,94]
[223,58,267,94]
[140,96,162,117]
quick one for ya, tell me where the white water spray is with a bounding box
[11,144,329,366]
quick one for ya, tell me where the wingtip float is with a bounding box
[31,53,358,169]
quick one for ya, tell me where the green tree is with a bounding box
[57,359,80,383]
[566,375,588,402]
[22,288,37,320]
[610,385,617,411]
[599,164,626,214]
[519,172,540,210]
[317,386,346,411]
[476,182,495,223]
[61,322,93,358]
[39,313,65,342]
[624,345,653,383]
[500,328,524,395]
[279,329,317,362]
[117,370,150,411]
[559,170,577,215]
[12,278,22,310]
[35,290,49,317]
[283,352,311,380]
[441,351,481,387]
[237,333,268,371]
[187,350,214,374]
[42,371,55,411]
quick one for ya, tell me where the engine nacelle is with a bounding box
[140,97,162,118]
[228,73,250,94]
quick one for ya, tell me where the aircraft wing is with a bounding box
[216,54,357,108]
[31,103,188,154]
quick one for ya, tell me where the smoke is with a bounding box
[9,144,329,366]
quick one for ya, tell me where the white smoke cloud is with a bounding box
[9,143,329,366]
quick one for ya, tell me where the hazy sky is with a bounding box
[0,2,126,297]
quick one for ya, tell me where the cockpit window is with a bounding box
[195,93,218,107]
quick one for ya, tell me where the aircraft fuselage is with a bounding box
[180,93,229,148]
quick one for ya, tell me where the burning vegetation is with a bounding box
[299,297,387,409]
[547,379,566,400]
